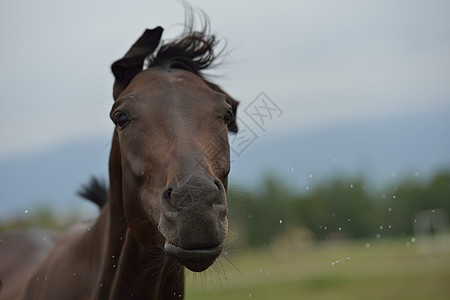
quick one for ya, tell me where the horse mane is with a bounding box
[78,177,108,208]
[148,10,223,78]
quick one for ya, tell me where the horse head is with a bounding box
[110,25,238,272]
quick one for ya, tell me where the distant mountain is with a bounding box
[0,136,111,220]
[230,104,450,191]
[1,105,449,220]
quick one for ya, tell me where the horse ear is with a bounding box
[205,81,239,133]
[111,27,163,99]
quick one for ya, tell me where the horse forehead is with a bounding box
[120,68,219,112]
[134,68,209,93]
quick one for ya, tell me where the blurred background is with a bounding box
[1,0,449,299]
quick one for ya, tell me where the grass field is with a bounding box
[185,237,450,299]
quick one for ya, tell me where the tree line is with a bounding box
[227,171,450,247]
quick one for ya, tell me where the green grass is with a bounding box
[185,238,450,299]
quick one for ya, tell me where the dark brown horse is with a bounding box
[0,15,238,299]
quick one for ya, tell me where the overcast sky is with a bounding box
[1,0,449,159]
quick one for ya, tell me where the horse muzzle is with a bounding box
[158,174,228,271]
[164,240,224,272]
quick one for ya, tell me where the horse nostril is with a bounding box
[166,187,173,200]
[212,179,226,202]
[214,179,221,190]
[162,186,179,215]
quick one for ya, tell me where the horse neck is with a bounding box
[108,230,185,299]
[94,132,184,299]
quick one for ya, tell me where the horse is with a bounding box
[0,15,239,299]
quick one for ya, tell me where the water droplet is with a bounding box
[279,219,283,224]
[379,225,383,230]
[411,237,416,243]
[365,243,371,248]
[349,184,354,189]
[348,218,351,222]
[308,174,313,178]
[112,264,116,268]
[73,272,76,277]
[259,269,263,273]
[331,257,351,266]
[87,227,91,231]
[24,210,29,214]
[338,227,342,231]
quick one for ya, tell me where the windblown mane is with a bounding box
[78,177,108,208]
[148,11,222,78]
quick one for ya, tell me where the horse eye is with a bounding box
[223,109,234,125]
[112,112,131,130]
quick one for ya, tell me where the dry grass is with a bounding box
[186,237,450,299]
